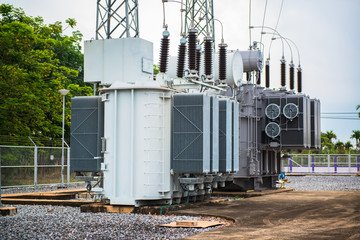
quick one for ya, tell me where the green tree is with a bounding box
[334,141,344,154]
[344,141,353,153]
[357,104,360,118]
[0,4,90,141]
[321,130,337,153]
[350,130,360,151]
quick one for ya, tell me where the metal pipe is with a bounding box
[64,141,71,186]
[107,0,111,39]
[113,90,118,197]
[125,0,129,38]
[130,89,134,198]
[0,147,2,207]
[96,0,100,40]
[28,137,37,186]
[61,94,65,187]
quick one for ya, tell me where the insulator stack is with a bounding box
[204,36,213,76]
[159,30,170,73]
[176,38,187,78]
[195,45,201,72]
[256,71,261,85]
[280,58,286,87]
[219,43,227,81]
[297,67,302,93]
[289,63,295,90]
[188,29,198,71]
[265,61,270,88]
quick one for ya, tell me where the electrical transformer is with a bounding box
[70,34,321,205]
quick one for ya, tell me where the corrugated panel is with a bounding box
[316,100,321,148]
[171,94,210,173]
[310,99,316,148]
[70,96,104,172]
[311,99,321,149]
[280,96,305,147]
[211,96,219,173]
[219,99,232,172]
[233,101,240,172]
[264,95,313,149]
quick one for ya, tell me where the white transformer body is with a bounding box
[102,84,172,205]
[84,38,154,85]
[85,38,172,205]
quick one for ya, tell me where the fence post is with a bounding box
[28,137,38,186]
[357,156,360,172]
[348,154,351,173]
[34,146,38,186]
[0,147,2,207]
[312,156,315,173]
[334,156,337,173]
[67,147,70,185]
[289,157,293,173]
[308,154,311,173]
[327,154,330,173]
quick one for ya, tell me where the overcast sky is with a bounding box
[3,0,360,144]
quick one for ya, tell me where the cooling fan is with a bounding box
[265,103,281,120]
[265,122,281,138]
[283,103,299,120]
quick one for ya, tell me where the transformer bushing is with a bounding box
[159,30,170,73]
[188,29,198,72]
[177,38,187,78]
[218,43,228,81]
[204,36,213,78]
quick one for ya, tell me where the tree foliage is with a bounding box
[350,130,360,151]
[321,130,337,153]
[0,4,90,141]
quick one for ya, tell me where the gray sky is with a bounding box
[3,0,360,144]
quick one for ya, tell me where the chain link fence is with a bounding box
[283,154,360,174]
[0,145,73,187]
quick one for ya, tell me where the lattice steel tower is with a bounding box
[184,0,214,44]
[96,0,139,39]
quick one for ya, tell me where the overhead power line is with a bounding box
[321,117,359,120]
[321,112,359,115]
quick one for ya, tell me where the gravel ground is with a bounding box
[2,176,360,239]
[0,204,226,240]
[285,175,360,191]
[1,183,85,195]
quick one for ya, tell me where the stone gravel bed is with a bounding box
[1,184,228,239]
[1,183,85,195]
[0,204,226,240]
[285,175,360,191]
[2,176,360,239]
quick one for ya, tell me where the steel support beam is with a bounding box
[96,0,139,39]
[184,0,214,44]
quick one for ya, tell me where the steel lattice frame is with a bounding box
[96,0,139,39]
[184,0,214,44]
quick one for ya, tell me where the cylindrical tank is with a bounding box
[239,50,263,72]
[214,50,244,86]
[102,81,172,206]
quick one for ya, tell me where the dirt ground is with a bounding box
[175,191,360,240]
